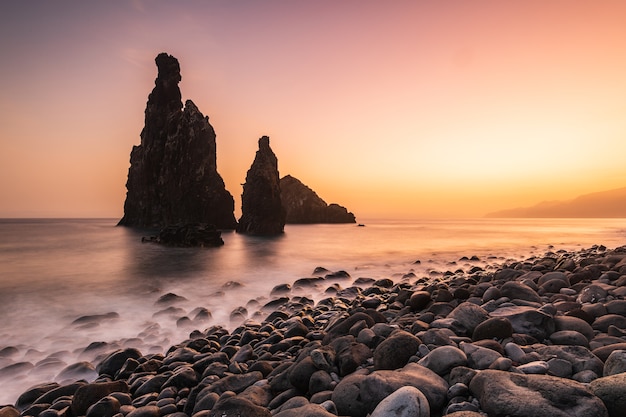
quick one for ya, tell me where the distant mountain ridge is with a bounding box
[486,186,626,218]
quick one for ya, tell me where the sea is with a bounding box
[0,217,625,405]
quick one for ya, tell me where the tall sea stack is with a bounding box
[236,136,286,235]
[118,53,237,229]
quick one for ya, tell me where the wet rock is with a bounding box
[126,405,161,417]
[369,386,430,417]
[472,317,513,341]
[448,302,490,336]
[71,380,129,416]
[549,330,589,347]
[332,363,448,417]
[340,342,372,376]
[418,345,467,376]
[97,348,142,377]
[578,284,609,303]
[207,396,272,417]
[15,382,60,412]
[409,291,432,311]
[85,396,121,417]
[553,315,594,341]
[373,330,421,370]
[274,403,338,417]
[145,223,224,247]
[534,345,604,376]
[55,361,98,382]
[589,372,626,417]
[237,136,286,235]
[470,369,608,417]
[593,343,626,362]
[322,312,375,344]
[490,305,555,341]
[460,342,502,370]
[500,281,542,303]
[603,350,626,376]
[0,406,19,417]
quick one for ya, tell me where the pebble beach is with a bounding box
[3,244,626,417]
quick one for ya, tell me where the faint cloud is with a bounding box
[121,48,155,68]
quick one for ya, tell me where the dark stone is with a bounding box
[409,291,432,311]
[97,348,142,377]
[280,175,356,223]
[236,136,286,235]
[85,396,121,417]
[472,317,513,341]
[15,382,59,411]
[332,363,448,417]
[322,312,375,344]
[119,53,236,229]
[142,223,223,247]
[71,380,129,416]
[590,372,626,417]
[500,281,542,303]
[470,369,608,417]
[373,330,421,370]
[207,397,272,417]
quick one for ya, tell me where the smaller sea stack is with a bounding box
[236,136,286,235]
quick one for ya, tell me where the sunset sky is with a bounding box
[1,1,625,219]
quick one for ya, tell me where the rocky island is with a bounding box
[118,53,236,231]
[280,175,356,224]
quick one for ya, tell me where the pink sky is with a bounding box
[1,1,626,219]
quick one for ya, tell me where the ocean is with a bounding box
[0,217,624,404]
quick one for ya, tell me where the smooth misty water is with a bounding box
[0,217,625,404]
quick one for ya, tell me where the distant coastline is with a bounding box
[486,186,626,218]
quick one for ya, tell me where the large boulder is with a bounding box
[280,175,356,223]
[332,363,448,417]
[237,136,286,235]
[119,53,236,229]
[589,372,626,417]
[470,369,608,417]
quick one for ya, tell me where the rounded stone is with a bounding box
[472,317,513,341]
[409,291,432,311]
[589,372,626,417]
[549,330,589,347]
[417,346,467,376]
[373,330,421,370]
[369,386,430,417]
[603,350,626,376]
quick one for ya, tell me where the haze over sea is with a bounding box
[0,217,625,404]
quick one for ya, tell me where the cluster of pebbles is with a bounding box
[3,244,626,417]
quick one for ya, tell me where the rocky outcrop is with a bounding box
[141,223,224,247]
[118,53,236,229]
[236,136,286,235]
[280,175,356,224]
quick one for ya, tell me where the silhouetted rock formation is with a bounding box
[280,175,356,224]
[236,136,286,235]
[118,53,236,229]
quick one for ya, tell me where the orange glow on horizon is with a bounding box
[1,1,626,219]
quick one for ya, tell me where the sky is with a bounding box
[1,1,625,219]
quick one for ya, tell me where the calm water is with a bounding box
[0,217,625,404]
